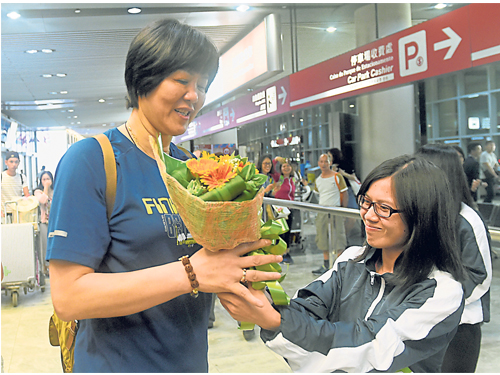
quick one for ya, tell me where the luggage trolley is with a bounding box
[2,198,46,307]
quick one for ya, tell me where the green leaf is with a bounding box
[239,164,255,181]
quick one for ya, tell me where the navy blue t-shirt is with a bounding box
[47,128,211,372]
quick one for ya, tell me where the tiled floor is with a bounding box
[2,219,500,373]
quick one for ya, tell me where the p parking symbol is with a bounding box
[398,30,428,77]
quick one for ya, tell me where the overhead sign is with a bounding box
[468,3,500,67]
[205,14,283,105]
[289,3,499,110]
[174,77,290,143]
[175,3,500,143]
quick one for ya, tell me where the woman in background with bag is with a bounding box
[34,171,53,276]
[47,19,282,373]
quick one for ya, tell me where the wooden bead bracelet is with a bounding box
[179,255,199,298]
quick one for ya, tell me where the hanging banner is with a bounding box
[174,77,290,143]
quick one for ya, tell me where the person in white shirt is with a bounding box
[1,151,29,222]
[312,153,348,275]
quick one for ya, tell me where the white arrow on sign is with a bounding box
[433,27,462,60]
[278,86,287,105]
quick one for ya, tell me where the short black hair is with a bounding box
[467,142,481,154]
[356,155,466,288]
[125,19,219,109]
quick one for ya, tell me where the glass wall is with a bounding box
[426,61,500,151]
[238,103,333,166]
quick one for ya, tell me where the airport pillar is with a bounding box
[354,4,416,179]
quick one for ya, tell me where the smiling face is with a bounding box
[261,158,272,174]
[281,162,292,177]
[361,176,409,255]
[138,70,208,137]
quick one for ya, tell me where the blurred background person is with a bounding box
[480,140,499,203]
[34,170,54,276]
[417,144,492,373]
[2,151,30,223]
[271,157,296,264]
[311,153,348,275]
[464,142,486,202]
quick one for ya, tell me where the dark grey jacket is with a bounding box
[261,246,465,372]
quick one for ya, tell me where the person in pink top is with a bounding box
[34,170,54,275]
[271,158,296,264]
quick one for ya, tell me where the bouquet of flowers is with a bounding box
[150,136,290,327]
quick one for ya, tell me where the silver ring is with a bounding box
[240,268,248,283]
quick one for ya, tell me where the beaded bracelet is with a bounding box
[179,255,199,298]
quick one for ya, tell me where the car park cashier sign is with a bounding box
[289,3,500,110]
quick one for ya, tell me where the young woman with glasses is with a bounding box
[218,155,466,372]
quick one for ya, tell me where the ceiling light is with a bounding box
[434,3,447,9]
[349,104,355,108]
[60,91,68,94]
[42,74,53,78]
[236,5,250,12]
[49,92,58,95]
[68,109,74,113]
[98,99,106,103]
[25,49,38,54]
[102,124,107,127]
[56,73,67,77]
[326,27,337,33]
[74,9,81,13]
[41,49,55,54]
[7,12,21,20]
[127,7,142,14]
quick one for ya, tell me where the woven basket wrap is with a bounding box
[151,137,264,251]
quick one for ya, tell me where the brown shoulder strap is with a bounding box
[177,145,194,159]
[93,134,117,221]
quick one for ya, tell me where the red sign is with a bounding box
[469,3,500,67]
[174,77,290,143]
[289,3,499,110]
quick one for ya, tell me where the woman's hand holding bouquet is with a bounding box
[150,136,290,329]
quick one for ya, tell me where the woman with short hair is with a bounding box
[47,19,282,372]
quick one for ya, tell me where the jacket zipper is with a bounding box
[365,273,386,320]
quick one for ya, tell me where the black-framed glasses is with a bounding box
[357,195,401,218]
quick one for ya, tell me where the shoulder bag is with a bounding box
[48,133,116,373]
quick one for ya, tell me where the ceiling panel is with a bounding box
[1,3,465,136]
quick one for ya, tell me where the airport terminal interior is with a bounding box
[2,2,500,373]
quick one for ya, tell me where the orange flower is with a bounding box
[201,162,237,190]
[186,158,218,177]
